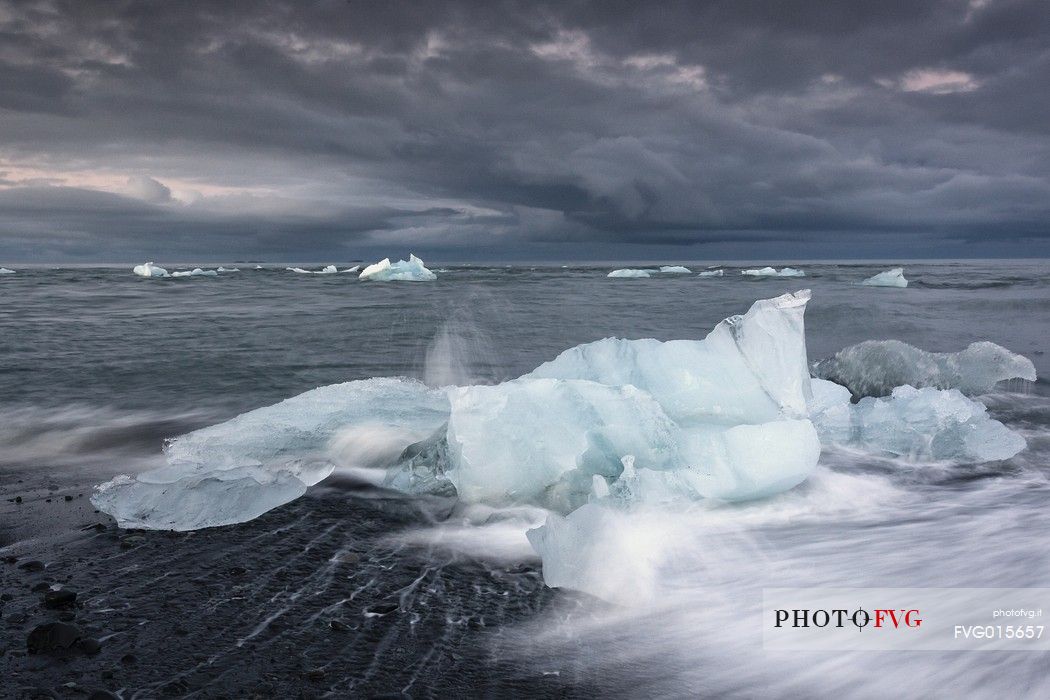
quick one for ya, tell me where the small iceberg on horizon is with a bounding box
[860,267,908,287]
[659,265,691,274]
[698,269,724,277]
[287,265,338,274]
[742,266,805,278]
[171,268,218,277]
[132,262,169,278]
[607,268,652,278]
[0,267,16,274]
[359,254,437,281]
[217,266,240,272]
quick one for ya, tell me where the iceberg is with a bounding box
[171,268,218,277]
[742,267,805,278]
[359,254,436,282]
[287,265,338,274]
[340,265,360,273]
[659,266,692,274]
[132,262,169,278]
[812,340,1036,398]
[0,267,15,274]
[93,287,1031,539]
[698,269,724,277]
[92,378,449,530]
[607,269,652,278]
[810,379,1026,462]
[860,267,907,287]
[217,266,240,272]
[389,290,821,508]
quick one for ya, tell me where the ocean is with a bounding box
[1,260,1048,698]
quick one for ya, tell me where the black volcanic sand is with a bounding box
[0,478,598,699]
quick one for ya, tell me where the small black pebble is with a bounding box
[120,653,137,665]
[43,589,77,609]
[58,611,76,622]
[329,619,351,632]
[14,496,22,503]
[19,560,44,572]
[78,638,102,655]
[2,556,16,564]
[88,692,119,700]
[100,670,114,680]
[26,622,82,654]
[64,495,73,502]
[305,668,325,682]
[32,582,50,593]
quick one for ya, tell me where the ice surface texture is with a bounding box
[659,266,692,273]
[860,267,908,287]
[92,378,449,530]
[607,269,652,278]
[132,262,169,278]
[809,379,1026,462]
[741,267,805,278]
[359,254,436,281]
[813,339,1036,398]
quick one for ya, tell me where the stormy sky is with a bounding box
[1,0,1049,262]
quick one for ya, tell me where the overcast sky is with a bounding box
[1,0,1049,262]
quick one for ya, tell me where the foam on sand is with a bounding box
[358,254,436,281]
[860,267,908,287]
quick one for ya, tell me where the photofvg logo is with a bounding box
[763,588,1050,651]
[774,607,923,631]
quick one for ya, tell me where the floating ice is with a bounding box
[812,340,1036,398]
[810,379,1026,462]
[217,266,240,272]
[359,254,436,281]
[132,262,169,278]
[698,269,724,277]
[742,267,805,278]
[607,269,652,278]
[659,266,692,274]
[171,268,218,277]
[286,265,338,274]
[93,288,1033,538]
[0,267,15,274]
[340,265,360,273]
[92,378,449,530]
[386,290,821,509]
[860,267,907,287]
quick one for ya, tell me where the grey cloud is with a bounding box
[0,0,1048,261]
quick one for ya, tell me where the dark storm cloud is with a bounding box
[0,0,1048,261]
